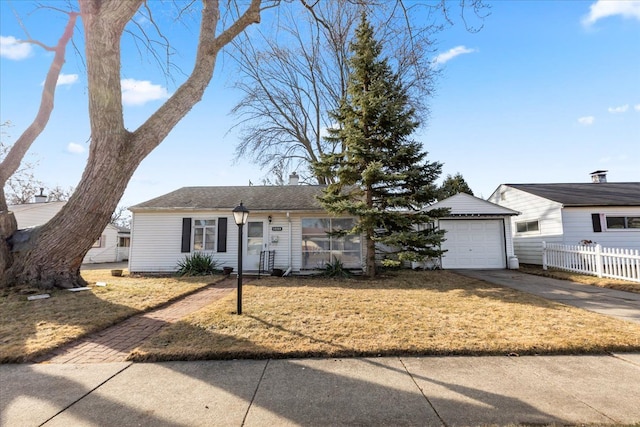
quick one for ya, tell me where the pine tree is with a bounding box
[438,172,474,200]
[315,14,447,277]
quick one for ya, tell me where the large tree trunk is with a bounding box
[2,0,261,289]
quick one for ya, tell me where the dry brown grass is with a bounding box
[130,270,640,362]
[0,267,219,363]
[519,264,640,294]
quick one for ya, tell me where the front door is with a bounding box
[245,221,265,270]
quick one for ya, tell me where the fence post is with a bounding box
[542,241,547,270]
[595,244,603,278]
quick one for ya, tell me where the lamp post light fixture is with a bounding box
[232,202,250,315]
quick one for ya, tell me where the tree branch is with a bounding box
[0,11,78,188]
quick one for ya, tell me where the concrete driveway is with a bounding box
[454,269,640,324]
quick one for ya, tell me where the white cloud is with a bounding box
[41,73,79,87]
[67,142,85,154]
[578,116,595,125]
[57,73,79,86]
[582,0,640,26]
[608,104,629,113]
[121,78,170,106]
[0,35,33,60]
[634,104,640,112]
[433,46,476,65]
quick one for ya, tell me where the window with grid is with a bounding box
[193,219,216,251]
[301,218,361,269]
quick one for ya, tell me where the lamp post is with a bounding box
[232,202,249,315]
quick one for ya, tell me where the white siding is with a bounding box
[488,185,564,264]
[263,214,291,271]
[562,207,640,250]
[83,224,120,263]
[129,210,343,273]
[289,212,304,272]
[430,193,518,216]
[129,211,238,273]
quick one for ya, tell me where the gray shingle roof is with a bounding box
[130,186,327,211]
[507,183,640,207]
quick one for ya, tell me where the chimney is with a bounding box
[288,172,299,186]
[590,170,608,183]
[34,188,47,203]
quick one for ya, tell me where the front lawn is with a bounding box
[0,267,220,363]
[129,270,640,362]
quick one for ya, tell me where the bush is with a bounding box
[323,258,352,278]
[381,259,402,270]
[176,253,220,276]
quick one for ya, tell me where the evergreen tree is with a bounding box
[315,14,447,277]
[438,172,474,200]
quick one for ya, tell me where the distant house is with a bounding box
[9,199,130,264]
[426,193,519,269]
[488,171,640,265]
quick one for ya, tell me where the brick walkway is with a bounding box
[38,279,236,364]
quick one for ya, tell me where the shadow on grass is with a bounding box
[251,269,565,311]
[0,277,229,364]
[0,287,140,364]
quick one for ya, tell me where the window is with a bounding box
[92,235,105,248]
[302,218,361,269]
[605,216,640,230]
[516,220,539,233]
[193,219,216,251]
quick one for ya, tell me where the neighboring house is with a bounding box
[128,182,363,274]
[9,200,130,264]
[488,173,640,265]
[426,193,519,269]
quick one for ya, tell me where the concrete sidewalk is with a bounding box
[2,354,640,426]
[455,269,640,324]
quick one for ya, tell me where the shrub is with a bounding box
[381,259,402,270]
[323,258,352,278]
[176,253,220,276]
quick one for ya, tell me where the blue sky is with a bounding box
[1,0,639,208]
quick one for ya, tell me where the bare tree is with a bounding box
[46,185,75,202]
[1,0,264,289]
[230,0,488,184]
[110,205,131,229]
[1,122,45,205]
[0,0,486,289]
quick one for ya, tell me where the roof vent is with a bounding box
[34,188,47,203]
[288,172,299,186]
[590,170,607,183]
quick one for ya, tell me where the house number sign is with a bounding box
[271,226,283,231]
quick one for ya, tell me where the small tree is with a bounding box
[315,15,447,277]
[438,172,474,200]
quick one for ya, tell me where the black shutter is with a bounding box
[217,218,227,252]
[181,218,192,252]
[591,213,602,232]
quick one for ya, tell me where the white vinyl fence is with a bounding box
[542,242,640,283]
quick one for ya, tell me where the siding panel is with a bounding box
[489,185,564,264]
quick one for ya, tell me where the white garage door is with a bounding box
[439,219,506,269]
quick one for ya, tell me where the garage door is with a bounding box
[439,219,506,269]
